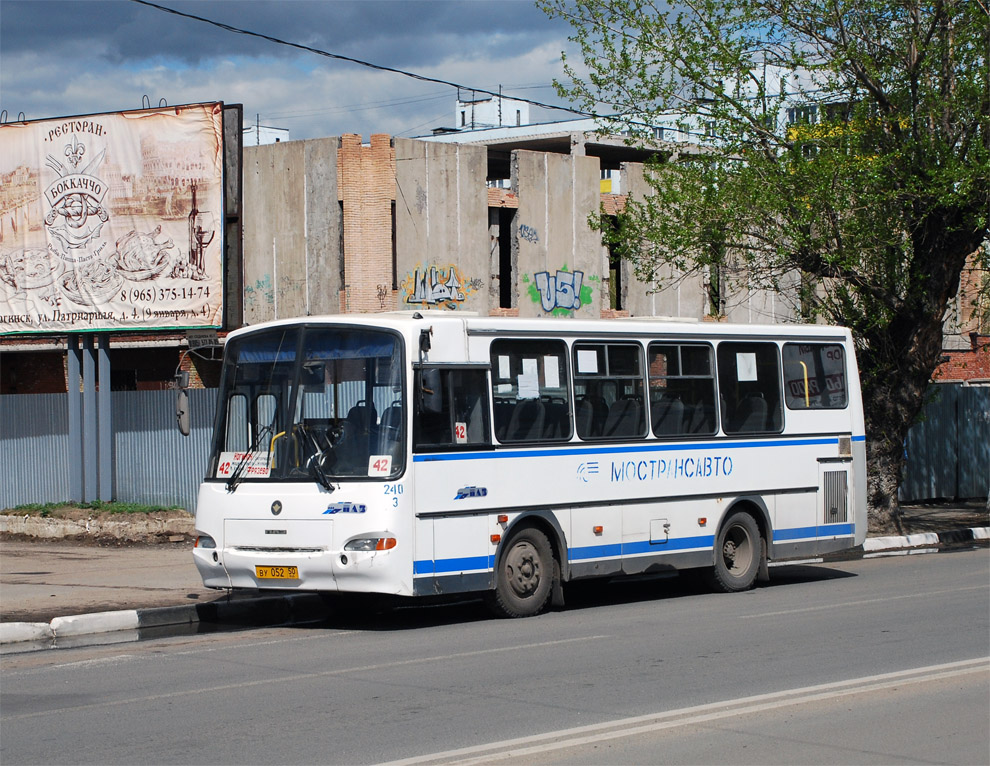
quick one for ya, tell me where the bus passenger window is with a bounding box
[573,342,646,439]
[717,342,783,434]
[490,340,571,443]
[648,343,717,437]
[783,343,848,409]
[414,368,491,450]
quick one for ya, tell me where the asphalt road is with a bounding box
[1,548,987,765]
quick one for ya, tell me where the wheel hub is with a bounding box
[506,542,541,597]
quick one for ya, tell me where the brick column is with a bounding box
[338,134,395,313]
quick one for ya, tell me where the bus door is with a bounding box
[412,366,496,587]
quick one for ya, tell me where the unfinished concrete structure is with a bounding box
[240,131,795,327]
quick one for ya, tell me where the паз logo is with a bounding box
[323,502,367,515]
[454,486,488,500]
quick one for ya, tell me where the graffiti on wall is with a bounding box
[525,266,599,316]
[243,274,274,311]
[400,264,477,309]
[519,224,540,244]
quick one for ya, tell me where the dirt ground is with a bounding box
[0,507,195,546]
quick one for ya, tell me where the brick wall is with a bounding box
[0,351,66,394]
[934,335,990,382]
[338,134,395,313]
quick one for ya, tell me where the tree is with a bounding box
[541,0,989,532]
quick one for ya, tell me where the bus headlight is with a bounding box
[344,537,397,552]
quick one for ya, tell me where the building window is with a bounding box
[787,105,818,125]
[608,244,622,311]
[391,201,397,291]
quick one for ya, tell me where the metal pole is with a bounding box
[67,335,83,502]
[82,334,97,502]
[98,333,113,501]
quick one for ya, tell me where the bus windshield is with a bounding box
[209,325,405,487]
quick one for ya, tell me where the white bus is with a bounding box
[192,313,866,617]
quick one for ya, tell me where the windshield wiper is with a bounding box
[225,422,275,493]
[302,427,336,493]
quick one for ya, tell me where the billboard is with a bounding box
[0,103,224,334]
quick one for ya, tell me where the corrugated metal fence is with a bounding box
[899,383,990,502]
[1,389,215,512]
[2,383,987,510]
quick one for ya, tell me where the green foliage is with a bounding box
[7,501,184,515]
[543,0,988,333]
[542,0,988,523]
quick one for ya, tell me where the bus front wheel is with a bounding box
[707,511,762,593]
[487,527,554,618]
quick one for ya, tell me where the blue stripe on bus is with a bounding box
[414,435,861,463]
[414,525,854,576]
[413,555,495,575]
[569,534,717,560]
[773,523,855,541]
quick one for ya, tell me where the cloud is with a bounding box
[1,0,577,139]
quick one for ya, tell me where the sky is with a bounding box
[0,0,583,141]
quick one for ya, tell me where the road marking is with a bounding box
[0,634,609,721]
[50,655,137,670]
[740,583,989,619]
[378,658,990,766]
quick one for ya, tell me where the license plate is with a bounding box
[255,565,299,580]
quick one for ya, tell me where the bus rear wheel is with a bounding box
[707,511,762,593]
[487,527,554,618]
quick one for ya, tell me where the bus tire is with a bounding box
[487,527,554,618]
[707,511,762,593]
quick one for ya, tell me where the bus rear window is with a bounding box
[783,343,848,409]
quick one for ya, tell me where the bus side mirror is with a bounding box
[175,371,190,436]
[176,390,190,436]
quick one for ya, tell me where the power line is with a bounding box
[266,91,452,121]
[128,0,595,120]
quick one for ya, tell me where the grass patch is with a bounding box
[6,500,185,517]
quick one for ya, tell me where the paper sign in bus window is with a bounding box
[368,455,392,477]
[518,358,540,398]
[544,355,560,389]
[577,349,598,374]
[498,355,511,381]
[737,352,758,382]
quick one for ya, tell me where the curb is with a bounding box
[1,593,326,647]
[862,526,989,552]
[2,527,987,647]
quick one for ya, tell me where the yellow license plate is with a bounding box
[255,565,299,580]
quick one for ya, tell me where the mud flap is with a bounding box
[757,537,770,584]
[551,559,565,608]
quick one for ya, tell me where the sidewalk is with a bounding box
[2,502,987,644]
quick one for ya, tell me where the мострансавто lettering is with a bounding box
[611,455,733,482]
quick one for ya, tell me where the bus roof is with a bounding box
[224,312,853,345]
